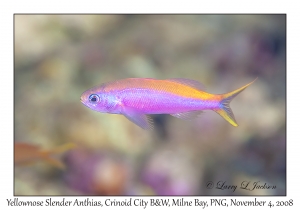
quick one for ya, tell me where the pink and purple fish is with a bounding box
[80,78,256,129]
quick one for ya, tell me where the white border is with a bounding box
[1,0,298,209]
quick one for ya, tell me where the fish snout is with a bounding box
[80,93,88,105]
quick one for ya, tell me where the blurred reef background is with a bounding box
[14,15,286,195]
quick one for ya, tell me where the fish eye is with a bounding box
[89,94,100,103]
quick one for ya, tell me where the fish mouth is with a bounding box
[80,97,86,105]
[80,100,86,106]
[80,98,90,108]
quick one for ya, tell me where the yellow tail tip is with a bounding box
[215,109,238,127]
[215,78,257,126]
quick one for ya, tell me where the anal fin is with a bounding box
[170,110,203,120]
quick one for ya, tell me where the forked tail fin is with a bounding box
[39,143,77,170]
[214,78,257,126]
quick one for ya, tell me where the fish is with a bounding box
[80,78,256,129]
[14,142,76,169]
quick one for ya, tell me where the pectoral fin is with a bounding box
[122,109,153,130]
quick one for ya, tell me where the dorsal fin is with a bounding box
[167,78,205,91]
